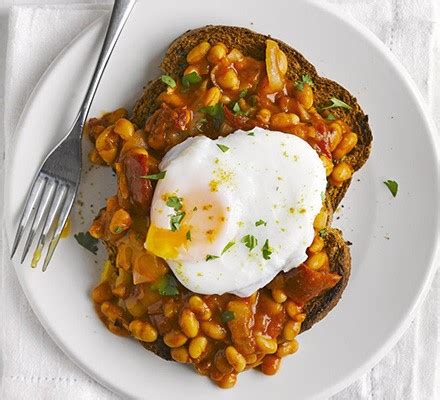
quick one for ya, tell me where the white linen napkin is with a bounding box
[1,1,439,399]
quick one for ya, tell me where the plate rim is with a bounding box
[4,0,440,398]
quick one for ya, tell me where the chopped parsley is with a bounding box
[216,144,229,153]
[321,97,352,111]
[221,310,235,323]
[160,75,176,88]
[247,131,255,136]
[239,89,248,98]
[255,219,267,227]
[195,118,207,132]
[74,232,99,255]
[199,103,225,130]
[318,228,328,238]
[384,180,398,197]
[242,234,258,251]
[261,239,273,260]
[181,71,202,87]
[140,170,166,180]
[151,274,179,296]
[206,254,219,261]
[221,241,235,254]
[326,113,337,121]
[295,74,314,91]
[231,101,249,116]
[113,226,124,234]
[166,196,185,231]
[186,230,191,241]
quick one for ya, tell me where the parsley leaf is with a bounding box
[151,274,179,296]
[113,226,124,234]
[247,131,255,136]
[206,254,219,261]
[199,104,225,130]
[186,230,191,241]
[221,310,235,323]
[161,75,176,88]
[216,144,229,153]
[295,74,314,91]
[326,113,336,121]
[255,219,267,227]
[221,241,235,254]
[384,180,398,197]
[74,232,99,255]
[166,196,183,211]
[318,228,328,238]
[239,89,248,98]
[242,234,258,251]
[261,239,272,260]
[195,118,207,132]
[321,97,352,110]
[232,102,241,113]
[181,71,202,87]
[140,170,166,180]
[170,211,185,231]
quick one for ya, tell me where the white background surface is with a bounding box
[1,1,440,399]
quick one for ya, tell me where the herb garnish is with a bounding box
[151,274,179,296]
[74,232,99,255]
[321,97,352,110]
[261,239,273,260]
[161,75,176,88]
[384,180,398,197]
[239,89,248,98]
[206,255,219,261]
[140,171,166,180]
[221,310,235,323]
[216,144,229,153]
[295,74,314,91]
[186,230,192,241]
[326,113,336,121]
[199,103,225,130]
[255,219,267,227]
[242,234,258,251]
[221,241,235,254]
[113,226,124,234]
[318,228,328,238]
[181,71,202,87]
[247,131,255,136]
[167,196,185,231]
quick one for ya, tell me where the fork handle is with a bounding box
[76,0,137,129]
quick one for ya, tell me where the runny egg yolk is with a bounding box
[145,190,229,261]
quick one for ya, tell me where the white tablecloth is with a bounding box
[1,1,440,399]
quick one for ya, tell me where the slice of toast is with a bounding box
[133,25,372,210]
[139,228,351,362]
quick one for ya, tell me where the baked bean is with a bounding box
[329,122,343,151]
[214,351,234,374]
[109,209,132,234]
[100,301,123,322]
[201,321,227,340]
[107,321,129,337]
[225,346,246,372]
[92,281,113,304]
[163,301,178,319]
[114,118,134,140]
[217,373,237,389]
[203,87,222,107]
[257,108,271,124]
[163,330,188,348]
[283,320,301,340]
[220,95,232,104]
[187,42,211,64]
[102,108,127,124]
[295,313,306,323]
[330,161,353,186]
[313,209,328,230]
[333,132,358,160]
[189,336,208,359]
[320,155,334,177]
[306,251,329,271]
[270,112,300,130]
[260,355,281,375]
[129,320,158,342]
[308,235,325,254]
[226,48,244,62]
[295,84,314,109]
[188,295,212,320]
[184,65,200,77]
[171,346,190,363]
[95,126,119,164]
[116,243,133,271]
[207,43,227,64]
[285,301,301,319]
[179,308,200,338]
[88,148,105,165]
[271,288,287,303]
[255,334,278,354]
[245,354,258,364]
[276,340,299,358]
[217,69,239,90]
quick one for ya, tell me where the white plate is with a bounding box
[5,0,440,398]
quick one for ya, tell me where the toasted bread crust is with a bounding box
[132,25,372,209]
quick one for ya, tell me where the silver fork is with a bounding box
[10,0,137,271]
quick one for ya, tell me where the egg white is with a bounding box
[145,128,327,297]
